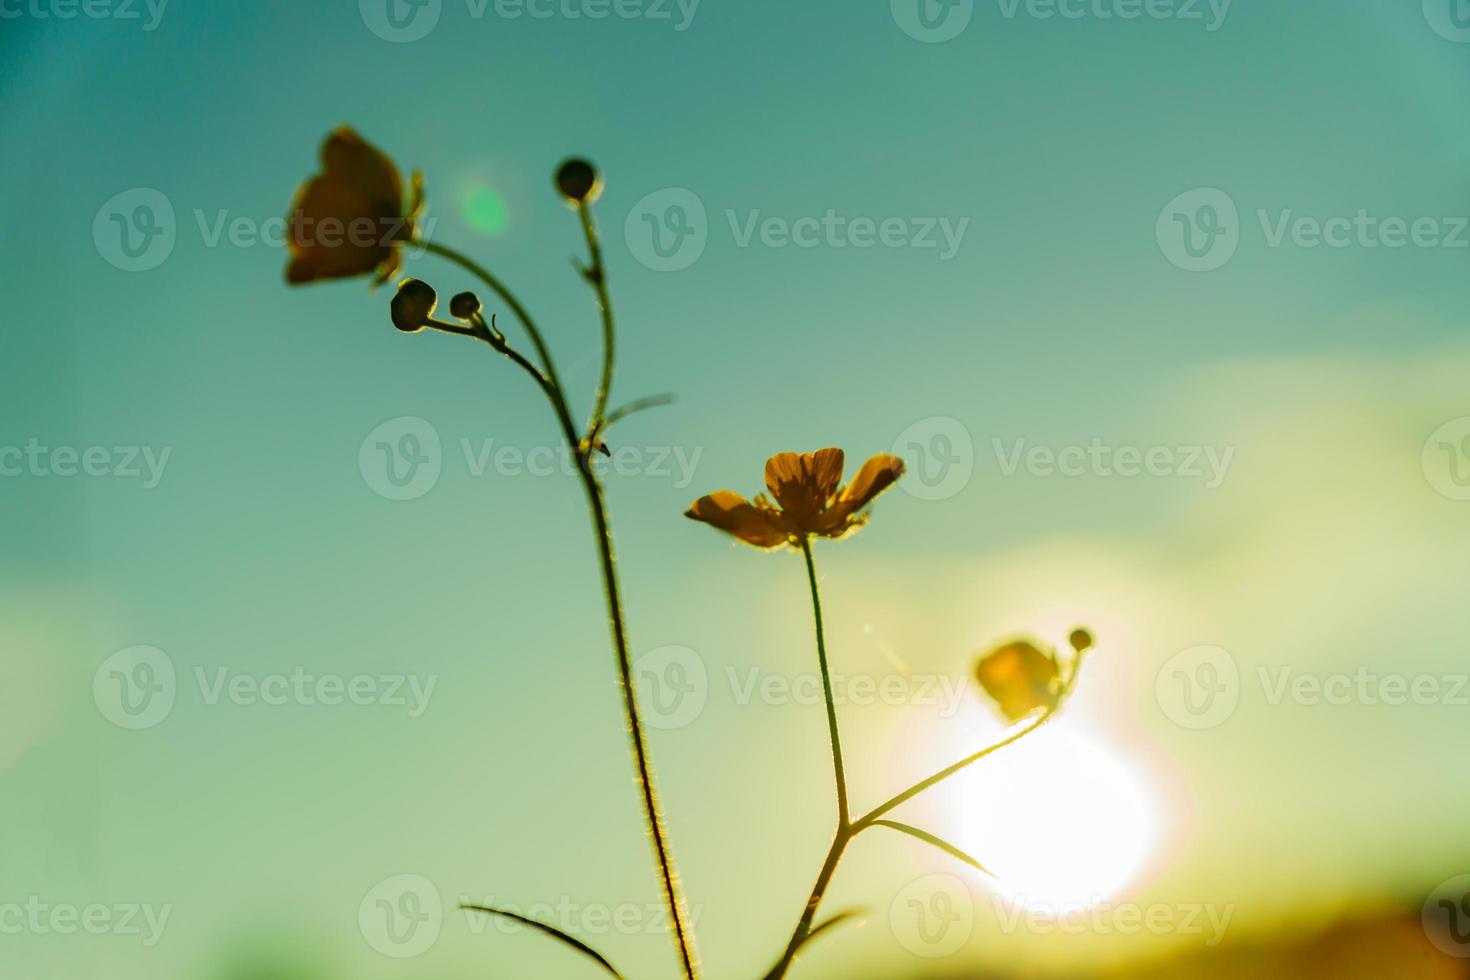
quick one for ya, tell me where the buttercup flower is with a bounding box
[973,640,1061,722]
[686,448,905,549]
[285,127,423,287]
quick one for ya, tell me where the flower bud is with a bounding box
[555,158,602,206]
[1069,628,1094,654]
[390,279,438,333]
[450,291,482,321]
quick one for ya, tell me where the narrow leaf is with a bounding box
[461,904,625,979]
[871,820,996,877]
[762,908,865,980]
[604,393,676,427]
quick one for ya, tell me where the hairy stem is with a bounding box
[419,239,698,980]
[576,466,700,980]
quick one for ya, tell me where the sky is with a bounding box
[3,0,1470,978]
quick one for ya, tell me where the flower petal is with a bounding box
[764,449,845,530]
[320,127,403,217]
[685,491,789,549]
[839,453,905,511]
[285,128,406,286]
[974,641,1060,721]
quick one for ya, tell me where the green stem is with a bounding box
[418,239,699,980]
[800,536,849,827]
[414,239,573,427]
[576,465,701,980]
[577,201,616,439]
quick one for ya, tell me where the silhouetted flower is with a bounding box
[686,448,905,549]
[285,127,422,287]
[974,640,1060,721]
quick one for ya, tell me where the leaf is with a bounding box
[460,904,625,979]
[761,908,865,980]
[871,820,996,877]
[604,393,676,428]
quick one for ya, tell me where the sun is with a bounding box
[942,720,1161,913]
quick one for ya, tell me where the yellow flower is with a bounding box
[686,448,905,549]
[974,640,1061,721]
[285,127,423,287]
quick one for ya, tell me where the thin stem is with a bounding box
[854,657,1081,829]
[417,238,698,980]
[577,201,616,439]
[763,830,852,980]
[576,466,700,980]
[413,239,573,423]
[800,536,849,827]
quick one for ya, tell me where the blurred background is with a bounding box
[3,0,1470,976]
